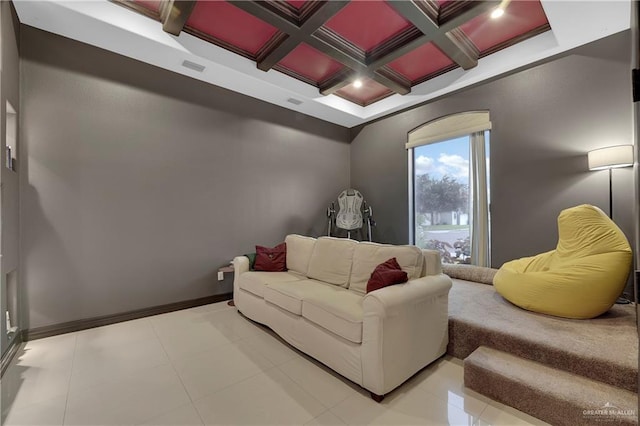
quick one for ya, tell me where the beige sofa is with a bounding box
[232,234,452,401]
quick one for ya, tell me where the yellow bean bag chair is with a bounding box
[494,204,632,319]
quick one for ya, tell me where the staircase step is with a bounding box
[464,346,638,426]
[447,280,638,393]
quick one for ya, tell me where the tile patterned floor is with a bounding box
[1,302,550,425]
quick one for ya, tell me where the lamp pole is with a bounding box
[609,167,613,219]
[587,145,634,219]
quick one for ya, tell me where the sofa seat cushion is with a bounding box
[302,291,364,343]
[264,279,339,315]
[349,242,424,294]
[239,271,305,298]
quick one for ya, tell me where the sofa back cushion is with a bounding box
[285,234,317,275]
[307,237,358,287]
[349,242,423,294]
[420,249,442,277]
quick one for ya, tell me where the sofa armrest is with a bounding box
[233,255,250,273]
[232,256,250,301]
[361,273,452,395]
[363,273,451,318]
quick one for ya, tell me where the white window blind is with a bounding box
[406,111,491,149]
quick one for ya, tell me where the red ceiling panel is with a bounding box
[132,0,161,13]
[286,0,307,9]
[186,1,279,56]
[460,0,549,54]
[278,43,345,84]
[336,78,393,106]
[324,1,413,52]
[387,42,455,83]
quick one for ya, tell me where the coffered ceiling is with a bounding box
[13,1,631,127]
[116,0,550,107]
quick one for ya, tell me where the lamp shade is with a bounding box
[587,145,634,170]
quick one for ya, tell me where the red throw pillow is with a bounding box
[254,243,287,272]
[366,257,408,293]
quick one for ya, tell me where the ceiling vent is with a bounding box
[287,98,303,105]
[181,60,206,72]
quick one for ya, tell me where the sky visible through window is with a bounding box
[414,134,490,184]
[414,136,470,183]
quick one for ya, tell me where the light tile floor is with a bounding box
[1,301,550,426]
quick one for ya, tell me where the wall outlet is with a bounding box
[217,271,224,281]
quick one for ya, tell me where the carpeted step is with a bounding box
[464,346,638,426]
[448,279,637,393]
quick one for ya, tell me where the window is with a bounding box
[407,112,491,266]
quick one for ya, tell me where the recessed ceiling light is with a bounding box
[353,79,363,89]
[491,8,504,19]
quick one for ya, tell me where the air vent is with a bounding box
[181,60,206,73]
[287,98,303,105]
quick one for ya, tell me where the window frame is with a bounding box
[407,112,492,265]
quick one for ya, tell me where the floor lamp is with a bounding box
[587,145,634,219]
[588,145,634,304]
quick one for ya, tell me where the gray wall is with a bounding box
[1,2,20,355]
[351,31,634,276]
[20,26,350,330]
